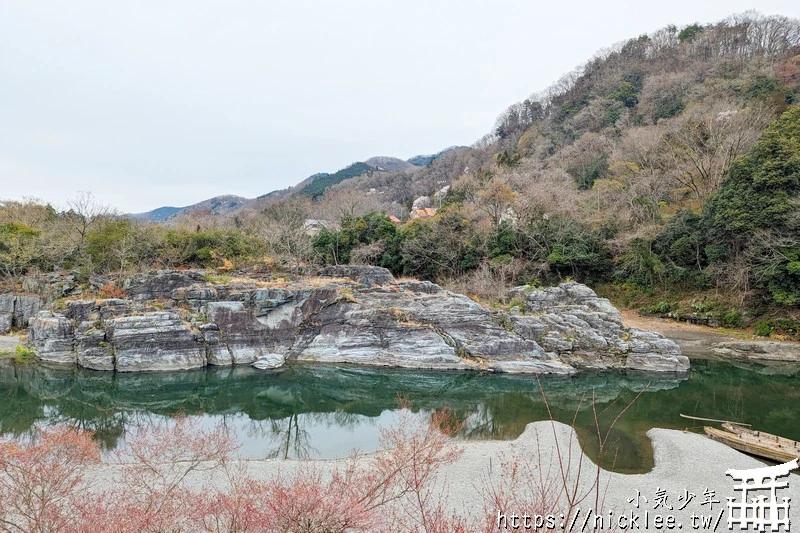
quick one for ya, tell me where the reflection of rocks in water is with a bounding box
[0,363,687,432]
[705,356,800,377]
[255,386,299,407]
[534,371,685,410]
[17,364,80,401]
[3,359,800,473]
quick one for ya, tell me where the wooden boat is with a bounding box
[704,423,800,464]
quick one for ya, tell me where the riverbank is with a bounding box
[0,333,20,355]
[82,420,799,529]
[621,310,800,364]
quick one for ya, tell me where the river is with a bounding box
[1,358,797,473]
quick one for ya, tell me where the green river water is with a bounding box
[1,358,798,473]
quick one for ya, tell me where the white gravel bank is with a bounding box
[84,421,800,530]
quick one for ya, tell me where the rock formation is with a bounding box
[16,267,687,374]
[0,294,41,333]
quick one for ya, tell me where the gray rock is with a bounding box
[172,285,218,310]
[397,280,443,294]
[199,323,232,366]
[0,294,42,329]
[0,334,20,354]
[489,359,575,374]
[295,318,469,370]
[21,276,41,293]
[29,311,75,365]
[106,312,205,372]
[66,300,98,325]
[205,301,266,364]
[251,353,286,370]
[0,313,11,335]
[88,275,110,291]
[625,352,691,372]
[711,340,800,362]
[24,270,687,375]
[98,299,132,320]
[318,265,396,287]
[290,287,570,373]
[123,270,207,300]
[75,321,114,371]
[411,196,432,210]
[14,295,41,328]
[508,282,689,373]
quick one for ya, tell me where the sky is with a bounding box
[2,1,800,213]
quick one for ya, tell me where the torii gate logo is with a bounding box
[726,459,798,532]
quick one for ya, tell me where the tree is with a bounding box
[313,212,403,271]
[662,102,773,200]
[66,191,113,251]
[704,105,800,305]
[401,207,482,280]
[476,178,517,227]
[258,199,313,270]
[558,133,612,190]
[0,221,41,278]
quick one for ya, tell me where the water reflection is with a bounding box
[1,359,798,473]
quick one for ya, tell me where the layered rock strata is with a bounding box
[19,267,687,374]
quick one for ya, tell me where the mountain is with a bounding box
[176,195,250,217]
[364,156,418,172]
[130,195,251,223]
[407,146,463,167]
[129,206,183,222]
[297,162,376,198]
[129,143,467,219]
[7,12,800,337]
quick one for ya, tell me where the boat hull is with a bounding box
[704,426,800,464]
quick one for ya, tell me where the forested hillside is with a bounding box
[2,12,800,336]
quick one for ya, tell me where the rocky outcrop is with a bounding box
[505,283,688,372]
[0,294,42,333]
[25,269,687,374]
[251,353,286,369]
[107,312,206,372]
[123,270,208,301]
[28,312,74,364]
[710,340,800,362]
[316,265,396,287]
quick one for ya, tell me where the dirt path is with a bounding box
[620,309,800,362]
[620,309,747,343]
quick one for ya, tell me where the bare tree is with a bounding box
[315,188,387,225]
[257,198,313,271]
[476,178,517,227]
[65,191,114,260]
[662,101,773,200]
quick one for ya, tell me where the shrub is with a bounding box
[648,301,672,314]
[722,310,745,328]
[99,283,126,299]
[0,406,466,532]
[13,344,35,363]
[754,319,774,337]
[0,427,100,532]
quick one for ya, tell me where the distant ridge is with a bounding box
[131,145,461,217]
[407,146,463,167]
[128,195,249,222]
[129,206,183,222]
[364,156,417,172]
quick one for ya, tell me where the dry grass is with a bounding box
[259,276,354,290]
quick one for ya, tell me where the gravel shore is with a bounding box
[85,421,800,530]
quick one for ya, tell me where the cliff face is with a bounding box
[23,267,688,374]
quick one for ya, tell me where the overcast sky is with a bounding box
[2,1,799,213]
